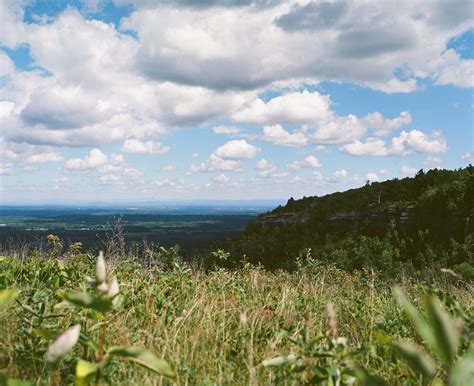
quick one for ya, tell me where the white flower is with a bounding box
[46,324,81,363]
[96,251,106,283]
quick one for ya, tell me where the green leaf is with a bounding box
[105,347,175,380]
[425,295,461,367]
[63,292,112,313]
[75,360,100,386]
[32,328,59,341]
[261,354,298,367]
[0,289,18,311]
[450,350,474,386]
[394,341,436,378]
[352,366,388,386]
[393,287,437,353]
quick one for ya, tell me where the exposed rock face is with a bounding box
[255,213,310,228]
[253,202,473,241]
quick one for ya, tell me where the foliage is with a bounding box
[0,252,472,384]
[393,287,473,385]
[218,166,474,271]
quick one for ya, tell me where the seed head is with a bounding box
[46,324,81,363]
[96,251,107,283]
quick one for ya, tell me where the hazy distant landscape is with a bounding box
[0,202,280,252]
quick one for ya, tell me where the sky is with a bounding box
[0,0,473,203]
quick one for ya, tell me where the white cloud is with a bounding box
[255,158,272,170]
[122,1,473,91]
[363,111,412,136]
[341,130,447,156]
[313,171,324,182]
[287,155,321,169]
[423,156,442,168]
[366,172,379,182]
[340,138,389,156]
[122,138,170,155]
[212,174,230,184]
[262,124,308,147]
[123,167,143,180]
[191,152,200,158]
[189,154,242,173]
[391,130,447,155]
[0,162,13,175]
[234,91,331,126]
[213,139,260,160]
[25,151,63,164]
[155,178,177,187]
[212,125,241,135]
[100,175,122,184]
[401,165,418,175]
[379,168,392,176]
[64,148,108,171]
[328,169,349,183]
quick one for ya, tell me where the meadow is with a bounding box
[0,242,472,385]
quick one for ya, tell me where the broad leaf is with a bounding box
[32,328,59,341]
[75,360,100,386]
[394,341,436,378]
[63,292,112,313]
[105,346,175,380]
[0,289,18,311]
[393,287,437,353]
[425,295,461,367]
[352,366,388,386]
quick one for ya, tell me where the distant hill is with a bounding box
[219,166,474,273]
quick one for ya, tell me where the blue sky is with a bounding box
[0,0,473,203]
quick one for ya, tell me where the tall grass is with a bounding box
[0,252,472,385]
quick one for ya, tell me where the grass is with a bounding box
[0,253,472,385]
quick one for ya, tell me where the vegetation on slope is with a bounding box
[219,167,474,273]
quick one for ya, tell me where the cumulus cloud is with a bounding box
[121,138,170,155]
[213,139,260,160]
[275,1,348,32]
[287,155,321,169]
[328,169,349,183]
[212,125,241,134]
[155,178,177,187]
[118,0,473,92]
[254,158,277,177]
[341,130,447,156]
[212,174,230,184]
[366,172,379,182]
[363,111,412,136]
[423,156,442,168]
[189,154,243,173]
[401,165,418,175]
[262,124,308,147]
[64,148,108,171]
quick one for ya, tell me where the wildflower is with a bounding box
[46,324,81,363]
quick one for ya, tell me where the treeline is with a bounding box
[212,166,474,276]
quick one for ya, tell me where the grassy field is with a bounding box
[0,249,472,385]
